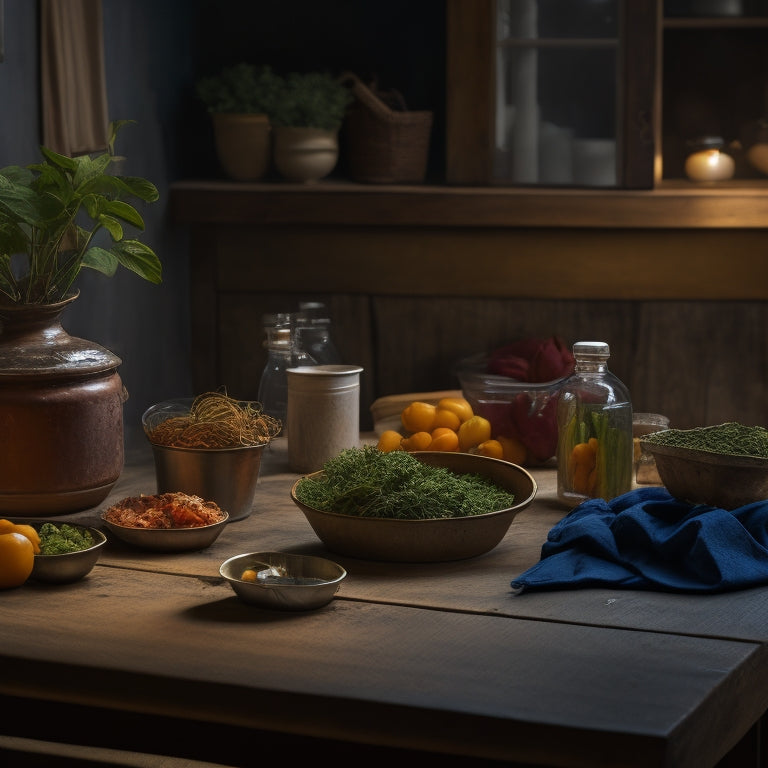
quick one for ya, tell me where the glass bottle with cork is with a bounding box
[556,341,633,507]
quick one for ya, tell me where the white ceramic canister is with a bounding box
[287,364,364,473]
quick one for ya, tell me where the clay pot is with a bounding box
[272,126,339,183]
[0,293,127,515]
[212,113,272,181]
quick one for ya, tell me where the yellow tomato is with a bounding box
[377,429,404,452]
[457,415,492,452]
[498,435,527,465]
[432,408,461,431]
[400,402,436,433]
[401,431,433,452]
[428,427,460,452]
[0,532,34,589]
[11,523,41,554]
[475,439,504,460]
[240,569,258,582]
[437,397,473,423]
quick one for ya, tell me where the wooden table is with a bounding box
[2,437,768,768]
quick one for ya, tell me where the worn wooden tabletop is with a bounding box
[2,437,768,767]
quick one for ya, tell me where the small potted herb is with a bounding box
[196,63,283,181]
[269,71,353,183]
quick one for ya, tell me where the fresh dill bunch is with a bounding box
[294,446,517,520]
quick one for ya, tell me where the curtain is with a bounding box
[40,0,109,155]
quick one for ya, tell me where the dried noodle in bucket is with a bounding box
[147,392,281,449]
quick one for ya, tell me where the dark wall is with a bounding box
[0,0,446,452]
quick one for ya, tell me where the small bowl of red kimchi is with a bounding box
[100,492,229,552]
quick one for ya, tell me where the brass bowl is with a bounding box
[640,440,768,510]
[290,451,537,563]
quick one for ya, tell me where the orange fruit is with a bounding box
[377,429,404,453]
[400,402,437,433]
[457,415,492,452]
[0,519,16,534]
[432,408,461,431]
[401,431,433,452]
[476,439,504,460]
[498,435,527,465]
[428,427,460,452]
[437,397,473,423]
[11,523,41,554]
[0,532,34,589]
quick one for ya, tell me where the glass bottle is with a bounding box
[257,313,315,434]
[294,315,341,366]
[556,341,633,507]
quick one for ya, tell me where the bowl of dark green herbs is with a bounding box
[641,423,768,510]
[29,522,107,584]
[290,446,537,562]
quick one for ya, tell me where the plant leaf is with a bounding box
[81,246,119,276]
[114,176,159,203]
[110,239,162,283]
[98,214,124,241]
[103,199,145,229]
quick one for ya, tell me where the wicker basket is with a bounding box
[341,73,433,184]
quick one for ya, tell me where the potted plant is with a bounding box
[196,63,283,181]
[0,122,162,514]
[269,71,353,183]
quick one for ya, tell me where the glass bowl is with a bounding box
[455,353,569,466]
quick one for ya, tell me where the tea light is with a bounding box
[684,137,734,182]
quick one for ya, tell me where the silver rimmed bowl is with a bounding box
[220,551,346,610]
[30,524,107,583]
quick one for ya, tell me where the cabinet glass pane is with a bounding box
[497,0,619,40]
[494,46,617,186]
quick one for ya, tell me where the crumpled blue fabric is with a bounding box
[511,486,768,594]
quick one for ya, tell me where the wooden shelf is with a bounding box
[169,180,768,229]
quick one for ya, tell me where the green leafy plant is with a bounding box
[196,63,283,115]
[0,124,161,305]
[269,71,353,131]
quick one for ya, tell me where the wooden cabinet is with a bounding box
[446,0,768,189]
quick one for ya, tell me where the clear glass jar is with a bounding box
[556,341,633,506]
[257,313,316,434]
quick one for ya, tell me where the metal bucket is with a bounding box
[150,443,265,522]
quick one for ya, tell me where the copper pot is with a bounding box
[0,294,127,515]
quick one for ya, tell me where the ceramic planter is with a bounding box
[272,126,339,183]
[212,113,272,181]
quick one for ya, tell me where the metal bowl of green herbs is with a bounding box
[30,522,107,584]
[290,447,537,562]
[641,423,768,510]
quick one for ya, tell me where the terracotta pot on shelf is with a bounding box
[0,293,127,515]
[211,113,272,181]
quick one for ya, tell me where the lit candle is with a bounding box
[684,137,735,182]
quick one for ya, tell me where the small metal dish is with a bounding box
[101,511,229,552]
[31,525,107,584]
[220,551,346,610]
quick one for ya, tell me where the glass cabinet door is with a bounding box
[494,0,620,186]
[446,0,657,189]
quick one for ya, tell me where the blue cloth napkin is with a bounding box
[511,487,768,594]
